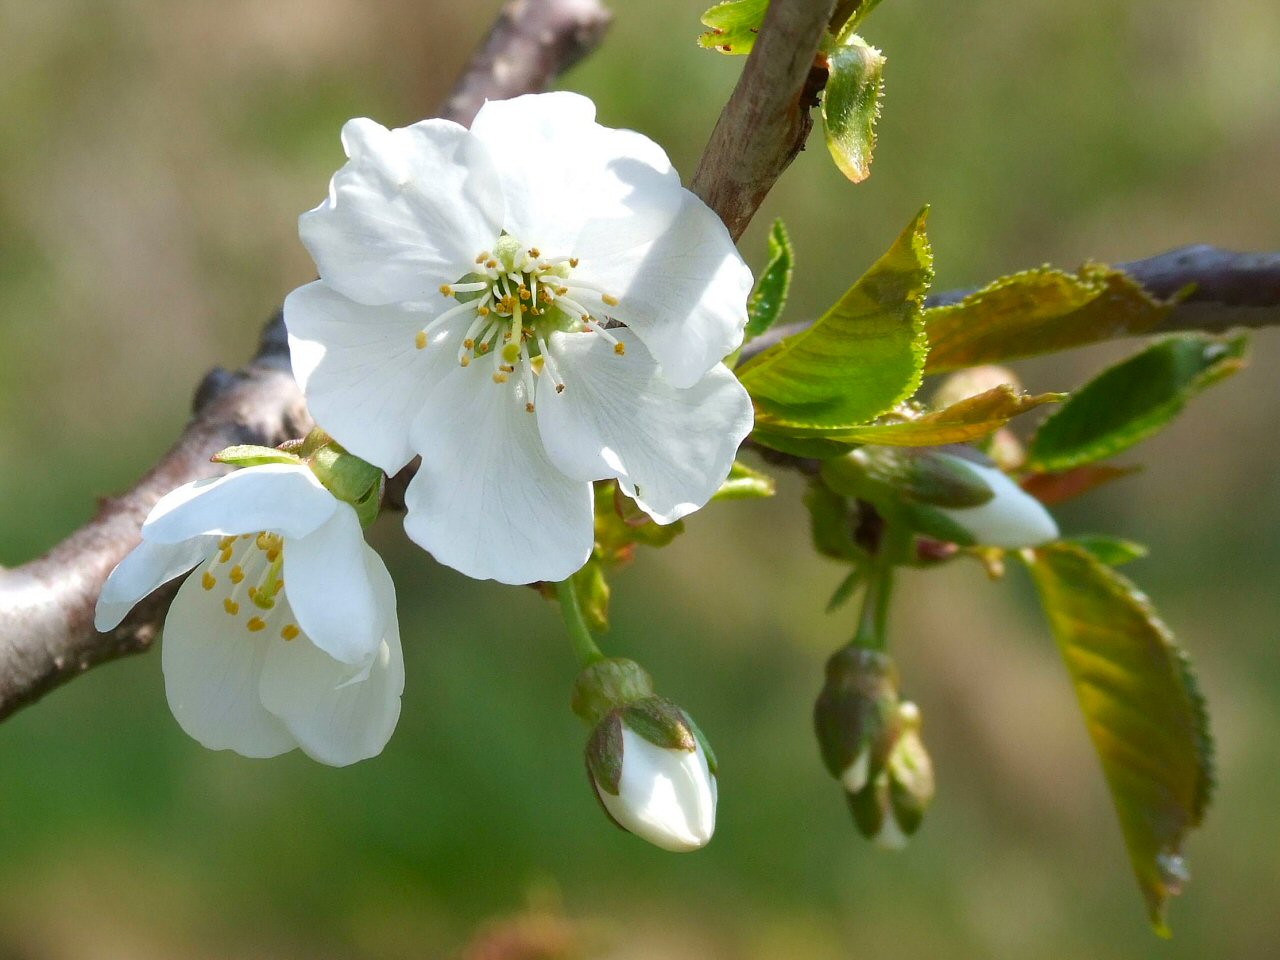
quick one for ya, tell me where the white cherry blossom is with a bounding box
[94,463,404,766]
[285,92,754,585]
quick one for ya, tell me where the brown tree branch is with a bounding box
[741,244,1280,364]
[0,0,613,721]
[691,0,838,241]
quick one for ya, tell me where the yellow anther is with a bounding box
[478,305,490,316]
[475,252,489,264]
[415,330,427,350]
[602,293,620,307]
[486,258,498,268]
[502,331,512,342]
[219,536,237,551]
[281,624,300,641]
[525,402,535,413]
[614,342,626,356]
[201,571,216,591]
[230,565,245,584]
[439,284,453,296]
[556,286,568,295]
[266,548,281,563]
[519,287,531,301]
[273,579,285,595]
[569,257,579,267]
[500,364,515,373]
[255,532,272,551]
[528,247,540,257]
[246,616,266,633]
[218,547,233,564]
[476,342,490,355]
[463,338,475,349]
[460,355,471,367]
[555,383,566,394]
[248,586,258,601]
[224,598,240,616]
[493,372,509,384]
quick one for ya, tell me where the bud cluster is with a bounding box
[813,645,935,848]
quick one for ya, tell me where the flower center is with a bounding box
[414,234,624,413]
[199,533,300,640]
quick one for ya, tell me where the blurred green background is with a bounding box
[1,0,1277,957]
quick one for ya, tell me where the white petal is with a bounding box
[934,456,1059,548]
[403,368,594,584]
[95,536,215,631]
[282,504,386,665]
[285,280,462,474]
[596,727,717,852]
[299,117,502,306]
[573,190,752,388]
[161,559,295,758]
[142,464,337,545]
[259,546,404,767]
[469,92,679,256]
[538,330,753,523]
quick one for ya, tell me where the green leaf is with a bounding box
[1025,543,1213,934]
[1027,333,1248,471]
[923,265,1179,374]
[745,219,794,342]
[821,34,884,183]
[831,0,886,37]
[697,0,768,55]
[751,428,857,460]
[712,461,777,500]
[1065,534,1149,567]
[740,207,932,429]
[210,444,302,467]
[771,385,1062,447]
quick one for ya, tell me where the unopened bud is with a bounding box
[585,697,718,852]
[928,451,1057,548]
[813,646,900,793]
[846,700,935,849]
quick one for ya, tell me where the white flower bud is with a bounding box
[586,700,718,853]
[932,453,1058,548]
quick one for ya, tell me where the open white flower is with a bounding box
[285,92,755,585]
[94,463,404,766]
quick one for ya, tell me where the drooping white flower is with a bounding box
[585,697,718,853]
[931,453,1059,548]
[285,92,755,585]
[94,463,404,766]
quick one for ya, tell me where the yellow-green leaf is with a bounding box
[712,461,777,500]
[739,207,932,430]
[745,218,794,342]
[923,265,1178,374]
[1025,543,1213,934]
[773,385,1061,446]
[698,0,768,55]
[1027,333,1248,471]
[821,34,884,183]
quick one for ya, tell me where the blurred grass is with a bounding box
[1,0,1278,957]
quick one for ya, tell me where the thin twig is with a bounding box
[691,0,838,241]
[0,0,613,722]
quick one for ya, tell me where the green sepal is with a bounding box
[804,480,863,561]
[210,444,302,468]
[1023,542,1214,935]
[585,712,626,796]
[744,218,794,343]
[821,33,885,183]
[307,441,385,526]
[923,264,1179,374]
[697,0,769,55]
[740,207,932,430]
[712,461,777,501]
[1065,534,1148,567]
[571,657,656,727]
[1027,333,1248,472]
[681,709,719,777]
[621,697,697,753]
[821,447,996,509]
[845,778,886,838]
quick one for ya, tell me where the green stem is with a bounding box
[558,577,604,667]
[853,518,910,650]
